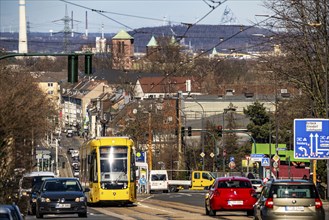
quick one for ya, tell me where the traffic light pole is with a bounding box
[0,52,93,83]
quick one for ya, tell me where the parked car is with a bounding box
[0,204,24,220]
[66,129,73,138]
[205,176,257,216]
[253,179,325,220]
[35,177,89,218]
[19,171,55,215]
[250,179,264,193]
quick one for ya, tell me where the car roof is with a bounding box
[43,177,79,181]
[216,176,251,181]
[270,179,312,185]
[23,171,55,177]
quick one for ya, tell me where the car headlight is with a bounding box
[75,197,85,202]
[41,197,51,202]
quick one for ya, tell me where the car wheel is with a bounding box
[205,202,210,215]
[36,209,43,219]
[78,212,87,218]
[205,200,216,216]
[247,209,254,216]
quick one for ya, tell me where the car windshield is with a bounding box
[43,180,82,192]
[269,184,317,198]
[251,180,262,185]
[151,174,166,181]
[217,180,252,188]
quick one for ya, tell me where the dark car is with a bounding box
[253,179,325,220]
[205,176,257,216]
[35,178,89,218]
[18,171,55,215]
[0,204,24,220]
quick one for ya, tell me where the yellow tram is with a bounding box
[79,137,136,205]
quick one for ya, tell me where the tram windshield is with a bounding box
[100,146,128,182]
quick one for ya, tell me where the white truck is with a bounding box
[149,170,215,193]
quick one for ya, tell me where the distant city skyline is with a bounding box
[0,0,270,34]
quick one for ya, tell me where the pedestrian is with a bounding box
[138,175,147,194]
[316,174,322,188]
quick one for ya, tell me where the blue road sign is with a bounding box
[251,154,264,162]
[261,158,270,167]
[294,119,329,159]
[230,156,235,162]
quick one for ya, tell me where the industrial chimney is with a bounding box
[19,0,28,53]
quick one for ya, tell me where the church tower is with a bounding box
[111,30,134,70]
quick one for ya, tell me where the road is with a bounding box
[30,135,327,220]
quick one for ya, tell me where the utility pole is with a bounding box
[147,112,153,171]
[177,91,183,170]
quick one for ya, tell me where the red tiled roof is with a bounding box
[138,76,201,93]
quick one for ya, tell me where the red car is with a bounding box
[205,176,258,216]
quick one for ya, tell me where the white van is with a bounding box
[149,170,169,193]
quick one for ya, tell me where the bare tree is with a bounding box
[0,65,57,203]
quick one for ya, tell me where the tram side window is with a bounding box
[89,151,98,182]
[130,151,136,182]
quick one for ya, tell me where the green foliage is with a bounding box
[244,101,271,143]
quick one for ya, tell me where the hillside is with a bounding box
[0,24,271,53]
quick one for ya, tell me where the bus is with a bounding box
[79,136,136,205]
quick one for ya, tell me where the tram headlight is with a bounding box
[75,197,85,202]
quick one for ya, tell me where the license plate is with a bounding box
[228,200,243,205]
[285,206,304,211]
[56,203,71,208]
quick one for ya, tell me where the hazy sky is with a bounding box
[0,0,270,34]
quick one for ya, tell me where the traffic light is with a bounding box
[68,55,78,83]
[181,126,185,136]
[188,126,192,136]
[217,125,223,137]
[85,54,93,75]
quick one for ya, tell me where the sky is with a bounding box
[0,0,270,34]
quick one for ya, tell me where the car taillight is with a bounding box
[265,198,273,208]
[250,189,256,196]
[315,198,323,209]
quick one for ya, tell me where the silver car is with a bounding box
[253,179,325,220]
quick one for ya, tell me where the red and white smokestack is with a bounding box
[19,0,28,53]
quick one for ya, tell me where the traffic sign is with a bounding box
[261,158,270,167]
[294,119,329,159]
[230,156,235,162]
[251,154,264,162]
[273,154,280,162]
[200,152,205,158]
[229,161,236,169]
[273,161,278,168]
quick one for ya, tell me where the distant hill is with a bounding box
[0,24,271,54]
[130,24,272,53]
